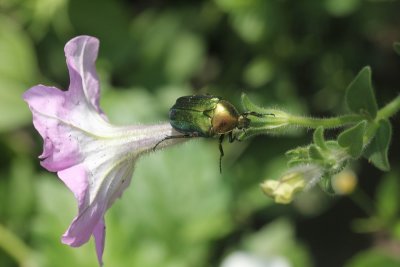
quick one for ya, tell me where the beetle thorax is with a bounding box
[211,101,239,134]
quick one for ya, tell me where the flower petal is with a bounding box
[64,35,105,117]
[93,218,105,266]
[23,36,107,172]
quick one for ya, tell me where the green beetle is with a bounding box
[156,95,269,172]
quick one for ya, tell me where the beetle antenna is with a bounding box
[218,134,225,173]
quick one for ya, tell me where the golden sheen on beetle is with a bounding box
[155,95,269,172]
[211,100,247,134]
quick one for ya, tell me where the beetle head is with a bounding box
[237,115,250,129]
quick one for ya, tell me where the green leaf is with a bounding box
[345,66,378,118]
[394,42,400,56]
[338,121,367,158]
[313,127,327,151]
[363,119,392,171]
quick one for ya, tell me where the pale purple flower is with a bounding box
[23,36,182,265]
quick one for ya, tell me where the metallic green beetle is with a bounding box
[155,95,269,172]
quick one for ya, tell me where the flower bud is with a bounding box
[331,170,358,195]
[260,164,323,204]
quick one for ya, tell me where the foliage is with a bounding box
[0,0,400,267]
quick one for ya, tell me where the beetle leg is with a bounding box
[153,133,196,151]
[219,134,225,173]
[228,132,235,143]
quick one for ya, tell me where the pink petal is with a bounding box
[64,36,106,118]
[93,218,105,266]
[23,36,107,172]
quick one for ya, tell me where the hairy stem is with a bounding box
[377,95,400,120]
[287,95,400,129]
[287,114,364,129]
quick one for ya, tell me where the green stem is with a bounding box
[377,95,400,120]
[0,224,34,267]
[287,95,400,129]
[241,95,400,140]
[287,114,364,129]
[362,96,400,145]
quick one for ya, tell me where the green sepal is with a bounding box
[338,121,367,158]
[308,144,325,160]
[241,93,281,115]
[345,66,378,119]
[319,175,336,196]
[286,146,313,166]
[313,127,328,151]
[233,127,269,141]
[241,93,267,113]
[286,146,309,157]
[363,119,392,171]
[287,158,315,167]
[394,42,400,56]
[285,146,309,161]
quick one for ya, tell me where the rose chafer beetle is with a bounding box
[155,95,272,172]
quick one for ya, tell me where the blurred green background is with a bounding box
[1,0,400,267]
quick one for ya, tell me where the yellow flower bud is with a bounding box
[331,170,358,195]
[261,172,306,204]
[260,164,323,204]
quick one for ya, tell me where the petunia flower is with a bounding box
[23,35,183,265]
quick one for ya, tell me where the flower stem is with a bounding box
[240,95,400,140]
[287,95,400,129]
[377,95,400,120]
[0,224,35,267]
[287,114,364,129]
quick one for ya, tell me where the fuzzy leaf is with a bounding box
[338,121,367,158]
[345,67,378,118]
[363,119,392,171]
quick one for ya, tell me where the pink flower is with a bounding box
[23,36,182,265]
